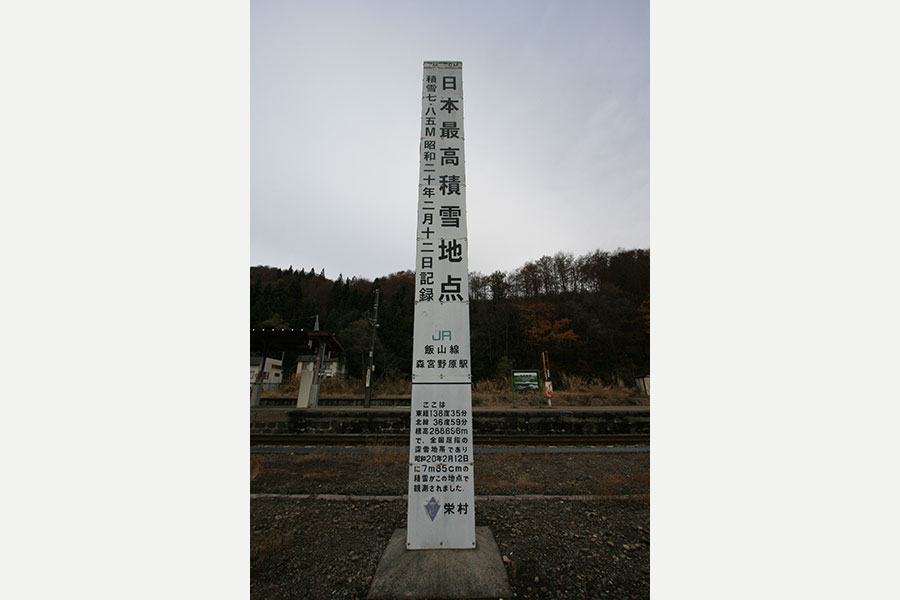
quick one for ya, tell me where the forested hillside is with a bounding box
[251,248,649,386]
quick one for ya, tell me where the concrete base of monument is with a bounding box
[366,527,511,599]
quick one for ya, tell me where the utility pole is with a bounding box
[364,288,380,408]
[308,315,322,407]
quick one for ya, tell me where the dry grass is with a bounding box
[514,475,541,491]
[259,373,300,398]
[476,454,520,492]
[474,373,649,407]
[319,377,412,398]
[251,527,295,566]
[262,375,412,398]
[472,378,510,395]
[319,377,412,397]
[317,377,363,396]
[593,473,650,496]
[261,372,648,406]
[294,452,329,464]
[250,457,262,481]
[477,470,511,492]
[369,446,403,466]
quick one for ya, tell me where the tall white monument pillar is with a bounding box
[406,61,475,550]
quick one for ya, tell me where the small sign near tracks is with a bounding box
[512,370,540,391]
[511,370,545,406]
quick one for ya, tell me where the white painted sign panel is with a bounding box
[407,60,475,550]
[412,302,471,384]
[406,383,475,549]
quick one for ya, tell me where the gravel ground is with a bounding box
[251,449,649,599]
[251,450,649,497]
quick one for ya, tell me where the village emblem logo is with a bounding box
[424,497,441,521]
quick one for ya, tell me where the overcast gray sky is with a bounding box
[251,0,648,280]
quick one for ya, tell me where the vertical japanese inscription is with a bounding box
[407,61,475,550]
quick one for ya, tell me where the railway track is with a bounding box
[250,432,649,446]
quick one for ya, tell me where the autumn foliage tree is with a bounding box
[251,248,649,386]
[514,300,579,350]
[638,300,650,334]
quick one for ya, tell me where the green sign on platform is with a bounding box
[511,370,544,406]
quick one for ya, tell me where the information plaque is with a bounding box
[406,61,475,550]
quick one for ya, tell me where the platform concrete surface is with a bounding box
[366,526,511,599]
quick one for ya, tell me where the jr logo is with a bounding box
[432,330,452,341]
